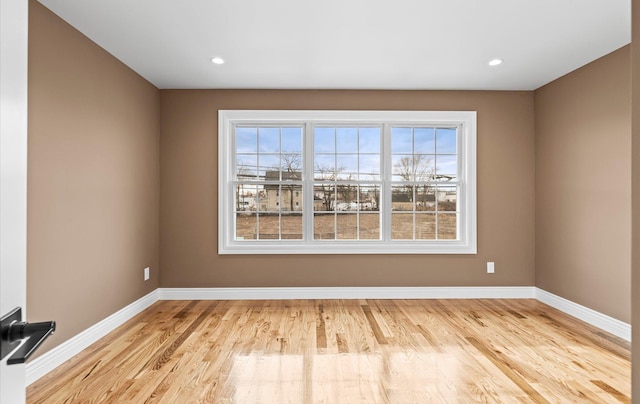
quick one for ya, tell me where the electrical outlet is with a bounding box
[144,267,150,281]
[487,262,495,274]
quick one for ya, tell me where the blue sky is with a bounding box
[236,126,458,180]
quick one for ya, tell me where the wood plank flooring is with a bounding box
[27,299,630,403]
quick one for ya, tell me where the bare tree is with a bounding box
[235,164,250,211]
[393,155,434,203]
[394,155,434,182]
[336,174,357,208]
[314,163,344,211]
[278,153,302,211]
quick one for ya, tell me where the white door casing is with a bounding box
[1,0,29,402]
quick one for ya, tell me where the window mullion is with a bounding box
[457,123,465,242]
[304,122,314,242]
[333,127,338,240]
[229,125,240,244]
[382,123,392,242]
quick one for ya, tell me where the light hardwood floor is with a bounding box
[27,299,630,403]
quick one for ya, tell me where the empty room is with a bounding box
[2,0,639,402]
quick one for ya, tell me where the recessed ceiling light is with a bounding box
[211,57,225,65]
[488,59,503,66]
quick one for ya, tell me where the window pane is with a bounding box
[314,155,336,180]
[236,127,257,153]
[437,186,457,212]
[414,155,435,180]
[336,213,357,239]
[314,127,335,153]
[282,170,302,182]
[282,127,302,153]
[438,213,457,239]
[336,128,358,153]
[258,214,280,239]
[314,184,335,212]
[282,214,303,239]
[314,213,335,239]
[391,127,412,153]
[280,154,303,179]
[436,155,457,181]
[259,155,280,179]
[416,213,436,240]
[280,185,303,212]
[236,184,258,211]
[262,184,280,211]
[436,128,457,154]
[359,154,380,181]
[359,213,380,239]
[392,155,434,182]
[359,185,379,211]
[336,184,357,209]
[236,212,257,240]
[391,155,412,182]
[414,128,435,154]
[236,155,257,180]
[336,154,358,180]
[258,127,280,153]
[416,185,435,211]
[392,184,413,211]
[391,213,413,239]
[257,189,268,212]
[359,128,380,153]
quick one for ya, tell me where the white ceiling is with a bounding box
[38,0,630,90]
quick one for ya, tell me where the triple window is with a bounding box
[219,110,476,254]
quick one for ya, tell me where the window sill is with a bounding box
[219,240,477,255]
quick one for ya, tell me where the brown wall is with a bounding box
[27,1,160,357]
[631,0,639,395]
[534,46,631,323]
[160,90,536,288]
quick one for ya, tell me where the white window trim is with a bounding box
[219,110,477,255]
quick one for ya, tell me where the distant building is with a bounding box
[241,170,388,212]
[263,170,302,212]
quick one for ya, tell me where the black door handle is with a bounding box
[1,307,56,365]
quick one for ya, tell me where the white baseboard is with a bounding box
[158,286,536,300]
[535,288,631,341]
[26,286,631,386]
[25,289,159,386]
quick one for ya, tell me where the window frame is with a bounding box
[219,110,476,255]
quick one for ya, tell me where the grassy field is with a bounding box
[235,213,456,240]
